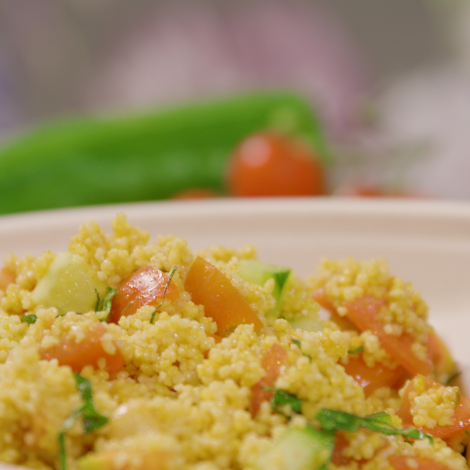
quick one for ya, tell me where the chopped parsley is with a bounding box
[21,314,37,324]
[58,373,109,470]
[95,287,118,322]
[150,266,178,324]
[316,409,434,444]
[262,386,302,418]
[292,338,312,361]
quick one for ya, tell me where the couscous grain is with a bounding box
[0,214,468,470]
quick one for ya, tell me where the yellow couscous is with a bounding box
[0,213,468,470]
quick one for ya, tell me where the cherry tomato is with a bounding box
[338,185,425,198]
[226,132,326,197]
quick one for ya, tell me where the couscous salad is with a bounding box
[0,214,468,470]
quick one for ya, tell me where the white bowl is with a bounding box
[1,197,470,469]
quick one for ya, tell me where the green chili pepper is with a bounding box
[0,92,327,215]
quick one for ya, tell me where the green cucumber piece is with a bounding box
[0,92,328,215]
[238,259,291,318]
[288,316,324,332]
[256,425,335,470]
[31,252,107,315]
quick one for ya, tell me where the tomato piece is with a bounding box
[389,455,453,470]
[226,132,325,197]
[251,343,288,416]
[109,266,179,324]
[397,375,470,440]
[344,295,432,377]
[40,323,126,374]
[312,287,357,331]
[184,256,264,336]
[331,432,353,466]
[343,354,406,397]
[0,267,15,290]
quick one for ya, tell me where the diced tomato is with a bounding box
[312,287,336,313]
[397,375,470,440]
[312,287,360,331]
[331,432,353,466]
[0,267,15,290]
[109,266,179,324]
[389,455,453,470]
[344,295,432,377]
[184,256,264,336]
[40,323,126,374]
[211,334,223,344]
[343,354,406,397]
[250,343,288,416]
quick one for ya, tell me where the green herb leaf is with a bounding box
[58,374,109,470]
[292,338,312,361]
[95,287,117,322]
[348,346,364,355]
[150,266,178,324]
[58,408,83,470]
[74,372,94,403]
[56,312,83,318]
[316,409,434,444]
[261,386,302,417]
[81,404,109,433]
[446,371,461,386]
[94,289,101,312]
[21,314,37,324]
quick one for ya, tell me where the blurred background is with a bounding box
[1,0,470,213]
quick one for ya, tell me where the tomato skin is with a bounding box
[343,354,406,397]
[397,375,470,440]
[40,323,126,374]
[389,455,453,470]
[226,132,326,197]
[0,267,15,291]
[251,343,288,416]
[344,295,432,377]
[184,256,264,336]
[312,287,357,331]
[109,266,179,324]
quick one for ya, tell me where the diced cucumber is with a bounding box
[77,453,108,470]
[31,252,107,315]
[288,316,324,333]
[238,260,291,318]
[256,425,335,470]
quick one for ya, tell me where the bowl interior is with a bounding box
[1,198,470,392]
